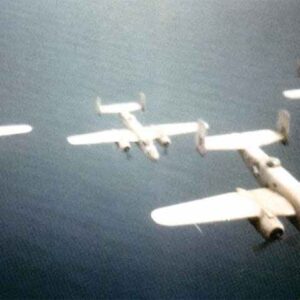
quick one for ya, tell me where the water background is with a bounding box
[1,1,300,298]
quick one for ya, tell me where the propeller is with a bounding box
[163,145,169,155]
[126,151,132,160]
[253,233,300,254]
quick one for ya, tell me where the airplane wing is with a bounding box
[204,129,283,151]
[0,125,32,137]
[151,188,295,226]
[146,122,198,139]
[240,188,295,217]
[67,129,138,145]
[283,89,300,100]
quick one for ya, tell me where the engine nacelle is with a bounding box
[157,135,171,147]
[116,140,131,152]
[250,214,284,240]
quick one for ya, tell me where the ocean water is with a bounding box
[0,0,300,298]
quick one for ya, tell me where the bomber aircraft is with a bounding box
[0,124,32,137]
[152,110,300,240]
[67,93,201,161]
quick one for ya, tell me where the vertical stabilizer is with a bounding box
[196,120,209,156]
[276,110,290,144]
[95,97,102,115]
[139,92,146,111]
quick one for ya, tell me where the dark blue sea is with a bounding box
[1,0,300,298]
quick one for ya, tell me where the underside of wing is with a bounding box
[67,129,138,145]
[147,122,198,139]
[205,129,283,151]
[151,192,261,226]
[0,125,32,137]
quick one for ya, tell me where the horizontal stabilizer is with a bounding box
[196,110,289,153]
[96,92,146,114]
[283,89,300,100]
[67,129,137,145]
[0,124,32,137]
[204,129,284,151]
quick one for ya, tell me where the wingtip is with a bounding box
[67,136,76,145]
[151,208,175,226]
[151,209,163,225]
[24,124,33,133]
[15,124,33,134]
[283,89,300,100]
[0,124,33,136]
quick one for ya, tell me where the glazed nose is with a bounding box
[151,150,160,161]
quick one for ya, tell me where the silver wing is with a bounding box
[283,89,300,100]
[67,129,138,145]
[151,188,295,226]
[0,125,32,137]
[146,122,198,139]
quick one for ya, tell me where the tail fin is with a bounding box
[95,97,102,115]
[195,120,209,156]
[95,92,146,115]
[139,92,146,111]
[276,110,290,144]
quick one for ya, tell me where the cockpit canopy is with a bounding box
[266,157,281,168]
[141,140,151,147]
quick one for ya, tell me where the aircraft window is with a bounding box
[266,157,281,168]
[252,164,259,176]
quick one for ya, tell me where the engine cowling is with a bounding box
[157,135,171,147]
[116,140,131,152]
[250,214,284,240]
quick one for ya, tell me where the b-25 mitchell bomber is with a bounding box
[152,110,300,240]
[67,93,201,161]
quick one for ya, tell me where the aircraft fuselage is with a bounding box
[240,147,300,224]
[120,112,159,160]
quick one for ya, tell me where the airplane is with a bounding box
[283,89,300,100]
[0,124,32,137]
[67,93,202,161]
[151,110,300,240]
